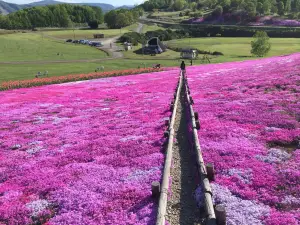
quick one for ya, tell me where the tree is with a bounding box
[251,31,271,57]
[263,0,271,14]
[285,0,291,13]
[271,4,278,14]
[213,5,223,17]
[190,2,197,11]
[278,1,284,15]
[173,0,186,11]
[295,0,300,11]
[245,1,256,17]
[257,2,264,14]
[115,13,129,28]
[88,20,99,29]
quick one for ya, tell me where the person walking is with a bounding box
[180,61,186,72]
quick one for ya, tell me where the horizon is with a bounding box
[3,0,144,7]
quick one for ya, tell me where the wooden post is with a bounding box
[215,205,226,225]
[165,119,170,126]
[206,163,215,181]
[170,103,174,111]
[194,112,199,120]
[152,181,161,198]
[164,131,169,138]
[190,96,194,105]
[195,120,200,130]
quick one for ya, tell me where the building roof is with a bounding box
[181,48,197,53]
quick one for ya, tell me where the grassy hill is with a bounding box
[0,0,116,14]
[0,32,107,62]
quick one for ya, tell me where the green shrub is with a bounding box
[251,31,271,57]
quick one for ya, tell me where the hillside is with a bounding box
[0,0,23,14]
[0,0,126,14]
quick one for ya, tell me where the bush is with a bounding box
[251,31,271,57]
[119,32,146,44]
[212,51,224,56]
[88,20,99,29]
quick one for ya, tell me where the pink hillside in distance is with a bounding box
[0,70,179,224]
[188,54,300,225]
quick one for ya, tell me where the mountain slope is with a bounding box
[0,0,116,14]
[0,0,24,14]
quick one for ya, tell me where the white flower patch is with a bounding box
[52,116,68,125]
[265,127,282,132]
[26,141,44,155]
[120,135,144,142]
[256,148,291,164]
[26,199,50,217]
[33,116,44,124]
[211,183,270,225]
[226,168,253,184]
[121,166,160,182]
[281,195,300,207]
[101,108,110,111]
[39,103,52,107]
[58,144,72,153]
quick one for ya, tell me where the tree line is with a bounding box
[141,0,300,18]
[104,8,144,29]
[0,4,104,30]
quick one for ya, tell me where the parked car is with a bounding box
[89,42,103,47]
[66,39,72,43]
[72,40,79,44]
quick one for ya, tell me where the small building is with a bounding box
[181,48,198,59]
[124,42,132,51]
[93,34,104,39]
[144,37,167,55]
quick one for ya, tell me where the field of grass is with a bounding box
[142,23,166,33]
[0,59,187,82]
[42,24,138,39]
[167,37,300,63]
[0,33,107,62]
[2,33,300,83]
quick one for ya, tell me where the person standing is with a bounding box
[180,61,186,71]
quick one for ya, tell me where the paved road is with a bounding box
[136,23,144,33]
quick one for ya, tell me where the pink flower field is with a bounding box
[0,70,179,224]
[188,54,300,224]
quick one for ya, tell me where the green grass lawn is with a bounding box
[0,33,107,62]
[167,37,300,63]
[2,36,300,83]
[42,24,138,39]
[0,59,187,82]
[142,24,166,33]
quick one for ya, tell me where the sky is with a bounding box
[5,0,145,7]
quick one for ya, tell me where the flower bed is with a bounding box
[187,54,300,224]
[0,70,179,224]
[0,68,163,91]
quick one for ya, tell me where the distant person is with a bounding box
[110,43,112,48]
[190,60,193,66]
[180,61,186,71]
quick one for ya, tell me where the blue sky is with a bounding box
[5,0,145,6]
